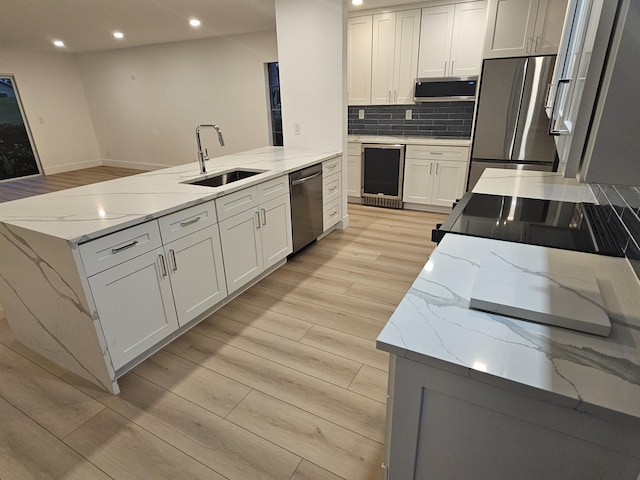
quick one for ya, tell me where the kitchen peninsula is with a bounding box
[377,170,640,479]
[0,147,341,394]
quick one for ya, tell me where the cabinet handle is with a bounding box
[444,60,447,75]
[255,211,261,229]
[526,37,532,54]
[430,163,433,175]
[329,185,338,191]
[261,208,267,226]
[535,36,541,53]
[327,163,338,170]
[170,249,177,271]
[450,59,455,74]
[430,152,443,155]
[111,240,138,254]
[436,163,440,175]
[330,210,338,217]
[394,90,398,103]
[180,216,201,227]
[388,90,392,103]
[159,254,168,277]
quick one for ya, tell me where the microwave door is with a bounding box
[472,58,527,161]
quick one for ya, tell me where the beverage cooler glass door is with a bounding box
[361,144,405,200]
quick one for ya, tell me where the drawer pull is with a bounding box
[329,186,338,191]
[330,210,338,216]
[180,216,201,227]
[255,211,261,229]
[430,152,443,155]
[111,241,139,254]
[170,249,178,271]
[261,208,267,226]
[159,254,168,277]
[327,163,338,170]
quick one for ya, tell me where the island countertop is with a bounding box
[377,170,640,426]
[0,146,340,244]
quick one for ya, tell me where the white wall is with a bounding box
[76,31,278,170]
[274,0,346,152]
[0,48,101,174]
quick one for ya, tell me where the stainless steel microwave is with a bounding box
[414,77,478,102]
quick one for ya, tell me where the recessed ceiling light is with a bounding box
[189,18,201,28]
[113,31,124,39]
[352,0,363,5]
[53,40,65,47]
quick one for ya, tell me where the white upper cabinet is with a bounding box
[484,0,568,58]
[371,10,421,105]
[418,2,487,78]
[348,16,373,105]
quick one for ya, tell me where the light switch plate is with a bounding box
[405,109,412,120]
[358,109,365,120]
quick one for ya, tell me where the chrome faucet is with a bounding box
[196,124,225,174]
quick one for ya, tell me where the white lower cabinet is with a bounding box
[88,248,179,371]
[347,142,361,198]
[322,157,342,230]
[217,176,292,295]
[166,225,227,323]
[402,145,469,208]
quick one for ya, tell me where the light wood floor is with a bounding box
[0,167,446,480]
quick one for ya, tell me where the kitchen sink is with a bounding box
[185,169,264,187]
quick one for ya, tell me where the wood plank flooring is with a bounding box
[0,167,446,479]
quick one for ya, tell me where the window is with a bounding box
[0,76,41,181]
[267,62,283,147]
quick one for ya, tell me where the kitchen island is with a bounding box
[377,170,640,479]
[0,147,341,394]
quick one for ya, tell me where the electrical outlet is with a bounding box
[294,123,301,135]
[405,109,412,120]
[358,109,365,120]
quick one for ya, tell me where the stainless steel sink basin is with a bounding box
[186,169,264,188]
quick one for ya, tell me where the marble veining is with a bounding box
[347,135,471,146]
[377,234,640,424]
[0,146,340,244]
[472,169,597,203]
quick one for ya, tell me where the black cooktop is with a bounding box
[432,193,623,257]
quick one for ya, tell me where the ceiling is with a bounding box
[0,0,277,54]
[0,0,420,54]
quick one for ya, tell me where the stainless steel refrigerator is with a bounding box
[468,56,558,190]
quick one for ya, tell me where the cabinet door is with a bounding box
[484,0,539,58]
[371,12,396,105]
[417,5,455,78]
[393,9,421,103]
[259,195,293,270]
[450,1,487,77]
[348,16,373,105]
[402,158,433,205]
[88,248,178,371]
[219,209,264,295]
[532,0,568,54]
[431,160,467,207]
[347,154,361,198]
[166,225,227,326]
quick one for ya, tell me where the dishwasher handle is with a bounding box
[291,171,322,186]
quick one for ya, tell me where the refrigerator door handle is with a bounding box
[549,79,572,136]
[508,58,529,159]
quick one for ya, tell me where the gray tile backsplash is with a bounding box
[348,102,474,138]
[593,183,640,278]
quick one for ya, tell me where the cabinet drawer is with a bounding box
[215,186,258,221]
[323,197,341,231]
[79,221,162,276]
[405,145,469,162]
[348,142,361,156]
[323,172,341,205]
[257,175,289,204]
[158,200,217,243]
[322,156,342,175]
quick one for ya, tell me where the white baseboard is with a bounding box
[101,159,168,171]
[43,160,102,175]
[403,202,452,214]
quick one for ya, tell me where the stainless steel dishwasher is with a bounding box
[289,163,323,254]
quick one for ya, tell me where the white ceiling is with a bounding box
[0,0,277,53]
[0,0,418,54]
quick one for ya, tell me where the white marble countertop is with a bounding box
[377,168,640,425]
[377,234,640,425]
[348,134,471,146]
[0,147,340,245]
[473,169,597,203]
